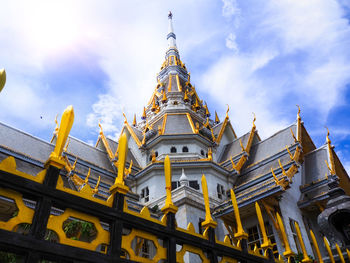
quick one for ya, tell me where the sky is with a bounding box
[0,0,350,172]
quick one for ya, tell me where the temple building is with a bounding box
[1,12,350,262]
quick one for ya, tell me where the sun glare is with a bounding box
[23,1,80,53]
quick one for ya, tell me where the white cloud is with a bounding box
[200,0,350,139]
[225,33,238,52]
[86,94,123,134]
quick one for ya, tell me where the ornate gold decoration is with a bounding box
[109,133,130,195]
[324,237,335,263]
[161,155,178,214]
[0,156,46,183]
[294,221,312,263]
[142,107,147,119]
[309,230,323,263]
[0,188,34,231]
[271,168,289,190]
[50,114,59,143]
[177,244,209,263]
[46,106,74,169]
[201,174,217,229]
[0,68,6,93]
[132,114,137,126]
[98,122,114,159]
[255,202,272,251]
[121,229,167,262]
[215,111,220,123]
[183,90,189,102]
[336,243,346,263]
[325,127,336,175]
[47,208,109,252]
[230,189,248,241]
[276,212,295,259]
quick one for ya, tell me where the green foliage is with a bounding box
[63,219,96,241]
[0,251,17,263]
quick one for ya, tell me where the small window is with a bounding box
[171,147,177,153]
[189,180,199,190]
[171,181,180,190]
[155,151,158,157]
[149,155,152,162]
[217,184,225,199]
[182,146,189,152]
[200,150,205,156]
[140,187,149,203]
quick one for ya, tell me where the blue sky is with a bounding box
[1,0,350,172]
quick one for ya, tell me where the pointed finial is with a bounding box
[255,202,272,250]
[252,112,256,128]
[201,174,217,229]
[294,221,313,263]
[326,126,331,144]
[309,230,324,263]
[183,90,189,102]
[123,112,128,124]
[215,111,220,124]
[168,11,172,19]
[109,133,130,195]
[151,97,157,112]
[85,168,91,184]
[194,98,200,110]
[230,189,248,240]
[46,106,74,169]
[93,176,101,194]
[161,155,178,214]
[141,107,147,120]
[226,104,230,118]
[276,212,294,259]
[296,105,301,120]
[132,114,137,126]
[204,103,210,117]
[167,11,177,49]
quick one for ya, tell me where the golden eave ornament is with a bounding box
[0,68,6,93]
[201,174,217,229]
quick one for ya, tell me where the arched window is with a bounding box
[155,151,158,157]
[182,146,189,153]
[200,150,205,156]
[171,147,177,153]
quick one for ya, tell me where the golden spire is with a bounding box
[109,133,130,195]
[215,111,220,123]
[204,117,210,128]
[0,68,6,93]
[132,114,137,126]
[46,106,74,169]
[309,230,323,263]
[141,107,147,120]
[161,155,178,214]
[162,89,167,103]
[63,137,70,152]
[325,127,336,175]
[92,176,101,194]
[183,90,189,102]
[324,237,335,263]
[122,112,128,124]
[204,103,210,117]
[294,221,313,263]
[194,98,200,111]
[85,168,91,184]
[151,97,157,112]
[336,243,346,263]
[255,202,272,250]
[226,104,230,118]
[276,212,294,259]
[230,189,248,240]
[201,174,217,229]
[252,112,256,129]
